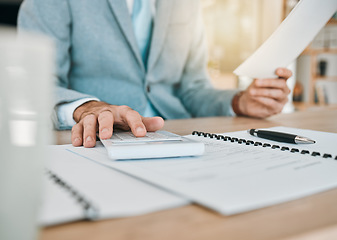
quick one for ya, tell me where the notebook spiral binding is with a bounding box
[191,131,337,160]
[45,169,100,220]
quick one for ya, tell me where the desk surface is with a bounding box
[45,106,337,240]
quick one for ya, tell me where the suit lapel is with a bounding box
[107,0,145,71]
[147,0,173,72]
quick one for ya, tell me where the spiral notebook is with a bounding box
[39,145,188,226]
[86,126,337,215]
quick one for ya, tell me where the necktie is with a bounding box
[131,0,159,117]
[132,0,153,68]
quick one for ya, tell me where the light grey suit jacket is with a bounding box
[18,0,238,129]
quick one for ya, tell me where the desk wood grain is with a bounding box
[46,106,337,240]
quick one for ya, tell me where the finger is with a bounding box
[120,107,146,137]
[254,78,288,89]
[253,96,284,114]
[98,110,114,140]
[82,114,97,148]
[142,116,165,132]
[249,88,287,101]
[276,68,292,79]
[71,123,84,147]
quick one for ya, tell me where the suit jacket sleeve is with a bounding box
[18,0,96,129]
[175,3,238,117]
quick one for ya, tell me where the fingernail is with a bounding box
[101,128,109,133]
[100,128,110,140]
[74,137,81,144]
[136,127,145,135]
[86,136,93,143]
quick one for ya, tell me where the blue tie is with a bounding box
[132,0,153,68]
[131,0,159,117]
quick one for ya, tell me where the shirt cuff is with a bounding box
[56,98,99,128]
[228,104,236,116]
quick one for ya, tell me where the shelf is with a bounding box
[314,76,337,81]
[283,1,336,104]
[302,48,337,55]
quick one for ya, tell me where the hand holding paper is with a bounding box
[234,68,292,118]
[232,0,337,118]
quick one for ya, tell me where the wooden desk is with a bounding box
[46,106,337,240]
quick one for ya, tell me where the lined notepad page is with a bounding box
[80,127,337,215]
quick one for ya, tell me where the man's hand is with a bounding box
[235,68,292,118]
[71,101,164,148]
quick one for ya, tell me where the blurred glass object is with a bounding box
[0,27,54,240]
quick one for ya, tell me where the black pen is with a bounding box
[248,129,316,144]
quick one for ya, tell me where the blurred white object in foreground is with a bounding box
[0,27,54,240]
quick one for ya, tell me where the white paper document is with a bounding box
[80,127,337,215]
[234,0,337,78]
[39,144,188,226]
